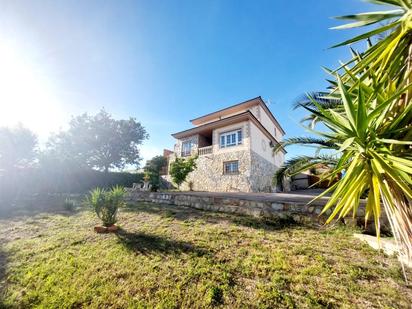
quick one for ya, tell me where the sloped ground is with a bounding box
[0,202,410,308]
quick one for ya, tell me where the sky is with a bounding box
[0,0,382,165]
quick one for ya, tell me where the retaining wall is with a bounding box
[125,191,364,225]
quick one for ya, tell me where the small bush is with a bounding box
[169,156,197,189]
[206,286,223,306]
[63,198,76,211]
[86,186,125,227]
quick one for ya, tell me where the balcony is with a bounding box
[198,145,213,156]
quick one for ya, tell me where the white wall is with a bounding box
[256,105,283,141]
[249,121,283,167]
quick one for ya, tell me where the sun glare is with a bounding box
[0,39,65,138]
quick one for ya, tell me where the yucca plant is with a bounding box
[87,186,125,227]
[332,0,412,87]
[276,74,412,265]
[314,76,411,256]
[274,1,412,268]
[63,198,76,212]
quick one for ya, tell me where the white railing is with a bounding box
[198,146,213,156]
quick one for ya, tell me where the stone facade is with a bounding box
[169,97,286,193]
[182,150,252,192]
[175,149,277,193]
[170,121,278,192]
[249,150,277,192]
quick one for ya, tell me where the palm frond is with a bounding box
[273,137,337,154]
[292,92,342,110]
[273,155,339,190]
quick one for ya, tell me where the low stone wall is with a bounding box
[125,191,355,224]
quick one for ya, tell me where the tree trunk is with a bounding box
[381,187,412,281]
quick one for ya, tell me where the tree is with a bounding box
[46,109,148,172]
[274,0,412,265]
[144,155,167,190]
[0,125,37,171]
[169,156,197,189]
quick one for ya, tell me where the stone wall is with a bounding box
[125,191,360,225]
[182,150,252,192]
[125,191,390,232]
[180,150,277,193]
[249,150,277,192]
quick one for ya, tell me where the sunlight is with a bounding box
[0,38,65,137]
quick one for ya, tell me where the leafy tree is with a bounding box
[169,156,197,189]
[144,155,167,189]
[0,125,37,171]
[274,0,412,264]
[46,109,148,172]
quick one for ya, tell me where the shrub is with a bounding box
[86,186,125,227]
[169,156,197,189]
[63,198,76,211]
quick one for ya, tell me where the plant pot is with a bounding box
[107,225,119,232]
[94,226,108,233]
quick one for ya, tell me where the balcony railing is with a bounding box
[198,146,213,156]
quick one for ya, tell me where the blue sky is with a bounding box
[0,0,381,165]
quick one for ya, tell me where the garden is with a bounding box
[0,200,411,308]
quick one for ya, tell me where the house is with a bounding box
[167,97,286,192]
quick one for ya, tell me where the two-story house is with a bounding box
[167,97,286,192]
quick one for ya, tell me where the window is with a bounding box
[274,127,277,137]
[181,141,192,157]
[223,160,239,174]
[219,129,242,148]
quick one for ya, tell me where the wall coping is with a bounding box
[126,190,367,207]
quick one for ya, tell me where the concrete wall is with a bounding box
[256,105,283,141]
[250,121,275,164]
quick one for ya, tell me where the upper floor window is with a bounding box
[181,140,192,157]
[220,129,242,148]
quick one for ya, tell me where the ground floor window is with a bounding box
[223,160,239,174]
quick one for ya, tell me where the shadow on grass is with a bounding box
[0,195,87,220]
[116,228,210,256]
[0,201,85,220]
[0,248,9,308]
[125,203,301,232]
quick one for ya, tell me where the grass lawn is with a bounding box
[0,202,411,308]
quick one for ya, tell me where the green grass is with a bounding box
[0,202,411,308]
